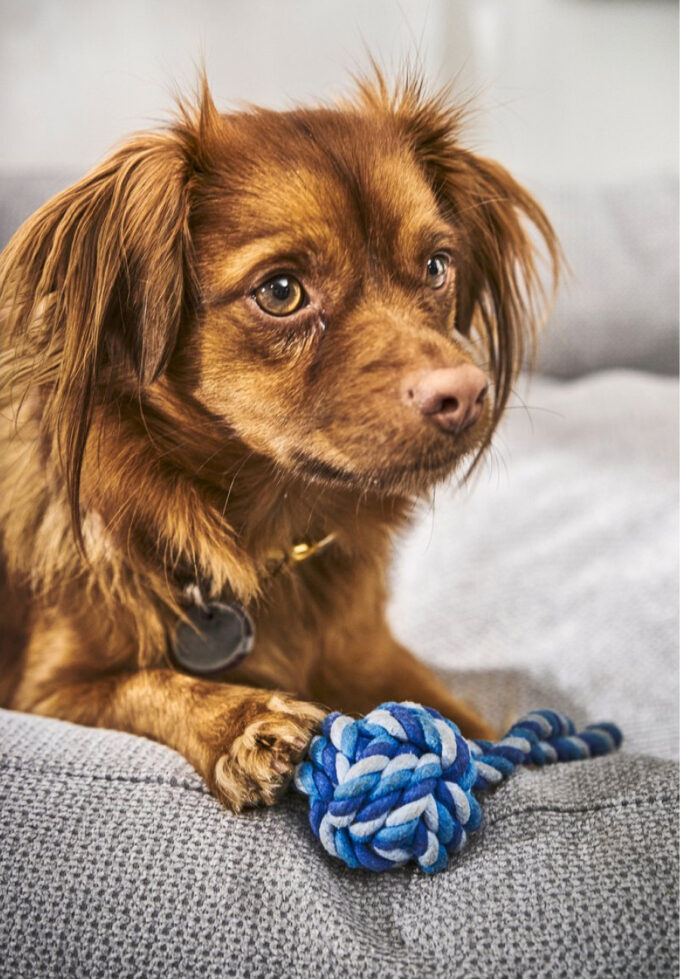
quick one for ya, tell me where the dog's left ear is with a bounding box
[388,85,560,419]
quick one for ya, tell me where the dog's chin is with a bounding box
[290,444,483,497]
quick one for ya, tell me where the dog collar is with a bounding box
[170,532,337,677]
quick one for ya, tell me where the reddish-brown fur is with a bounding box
[0,75,558,810]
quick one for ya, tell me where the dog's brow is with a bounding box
[412,225,458,256]
[205,234,311,302]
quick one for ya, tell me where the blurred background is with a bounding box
[1,0,677,179]
[1,0,678,374]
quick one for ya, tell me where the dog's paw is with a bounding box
[211,693,326,812]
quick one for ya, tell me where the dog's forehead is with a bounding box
[208,110,445,256]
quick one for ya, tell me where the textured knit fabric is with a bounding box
[1,708,678,979]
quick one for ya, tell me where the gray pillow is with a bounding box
[389,372,679,762]
[534,175,679,376]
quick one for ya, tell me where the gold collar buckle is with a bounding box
[289,532,337,563]
[265,532,337,576]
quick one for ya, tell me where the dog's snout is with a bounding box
[405,365,489,434]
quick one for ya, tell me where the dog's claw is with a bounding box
[271,757,291,775]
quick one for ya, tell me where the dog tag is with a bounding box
[172,601,255,676]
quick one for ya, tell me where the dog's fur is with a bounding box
[0,75,558,810]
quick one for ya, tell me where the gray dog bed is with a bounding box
[1,707,677,978]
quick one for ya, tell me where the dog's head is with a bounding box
[2,75,558,528]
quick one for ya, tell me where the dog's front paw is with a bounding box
[210,693,325,812]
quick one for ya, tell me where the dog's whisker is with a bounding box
[504,402,566,420]
[222,450,258,520]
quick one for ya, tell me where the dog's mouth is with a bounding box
[291,446,479,494]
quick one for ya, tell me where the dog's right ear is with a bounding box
[356,71,559,428]
[0,82,221,543]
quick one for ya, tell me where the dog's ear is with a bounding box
[432,148,560,415]
[9,132,195,387]
[0,82,219,543]
[364,77,560,420]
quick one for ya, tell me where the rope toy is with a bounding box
[293,702,622,874]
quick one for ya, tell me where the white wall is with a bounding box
[467,0,678,181]
[0,0,458,172]
[0,0,677,182]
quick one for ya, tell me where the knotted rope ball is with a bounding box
[294,702,622,874]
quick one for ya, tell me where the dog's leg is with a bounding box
[312,628,497,741]
[12,627,324,811]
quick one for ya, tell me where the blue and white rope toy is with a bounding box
[294,702,622,874]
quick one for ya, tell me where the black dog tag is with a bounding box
[172,601,255,676]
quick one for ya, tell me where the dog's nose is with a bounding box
[405,365,489,434]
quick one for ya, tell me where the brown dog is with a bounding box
[0,75,558,811]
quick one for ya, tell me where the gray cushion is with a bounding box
[534,175,679,377]
[1,708,677,978]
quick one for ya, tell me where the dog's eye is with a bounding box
[425,254,450,289]
[254,275,305,316]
